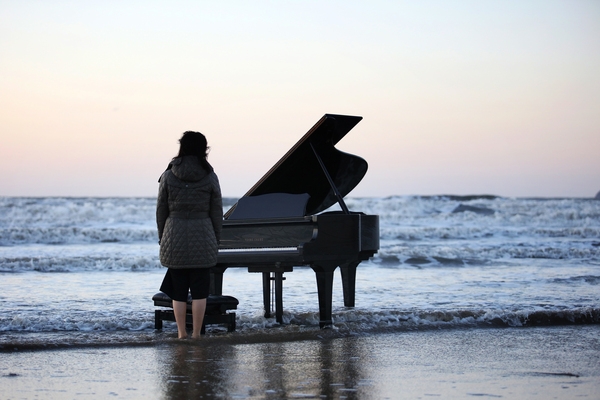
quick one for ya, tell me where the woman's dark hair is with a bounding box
[176,131,212,172]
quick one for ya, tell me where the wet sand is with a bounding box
[1,325,599,399]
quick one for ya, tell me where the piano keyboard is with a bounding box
[218,247,298,253]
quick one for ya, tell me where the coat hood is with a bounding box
[169,156,212,182]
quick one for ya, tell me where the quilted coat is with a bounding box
[156,156,223,269]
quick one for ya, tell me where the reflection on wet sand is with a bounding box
[1,327,598,399]
[157,338,370,399]
[158,342,236,398]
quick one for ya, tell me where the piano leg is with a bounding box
[340,261,359,307]
[311,264,337,328]
[261,272,271,319]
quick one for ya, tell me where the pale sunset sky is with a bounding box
[1,1,598,198]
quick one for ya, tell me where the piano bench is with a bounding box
[152,292,239,334]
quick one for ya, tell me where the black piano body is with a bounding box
[212,114,380,328]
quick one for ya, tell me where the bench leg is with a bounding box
[155,310,163,329]
[228,313,236,332]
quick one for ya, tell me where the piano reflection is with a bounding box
[212,114,379,328]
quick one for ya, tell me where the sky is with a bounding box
[1,0,599,198]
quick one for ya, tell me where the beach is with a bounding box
[2,325,599,399]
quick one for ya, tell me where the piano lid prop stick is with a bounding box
[310,142,350,214]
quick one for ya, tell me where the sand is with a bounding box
[1,325,599,399]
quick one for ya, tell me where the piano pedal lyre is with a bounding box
[269,272,286,317]
[261,262,287,324]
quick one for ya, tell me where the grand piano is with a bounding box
[211,114,379,328]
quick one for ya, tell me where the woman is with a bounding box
[156,131,223,339]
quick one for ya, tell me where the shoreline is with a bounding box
[2,320,600,352]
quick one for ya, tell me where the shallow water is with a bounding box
[1,196,599,348]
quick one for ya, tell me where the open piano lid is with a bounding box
[225,114,367,219]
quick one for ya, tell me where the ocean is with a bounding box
[1,195,599,349]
